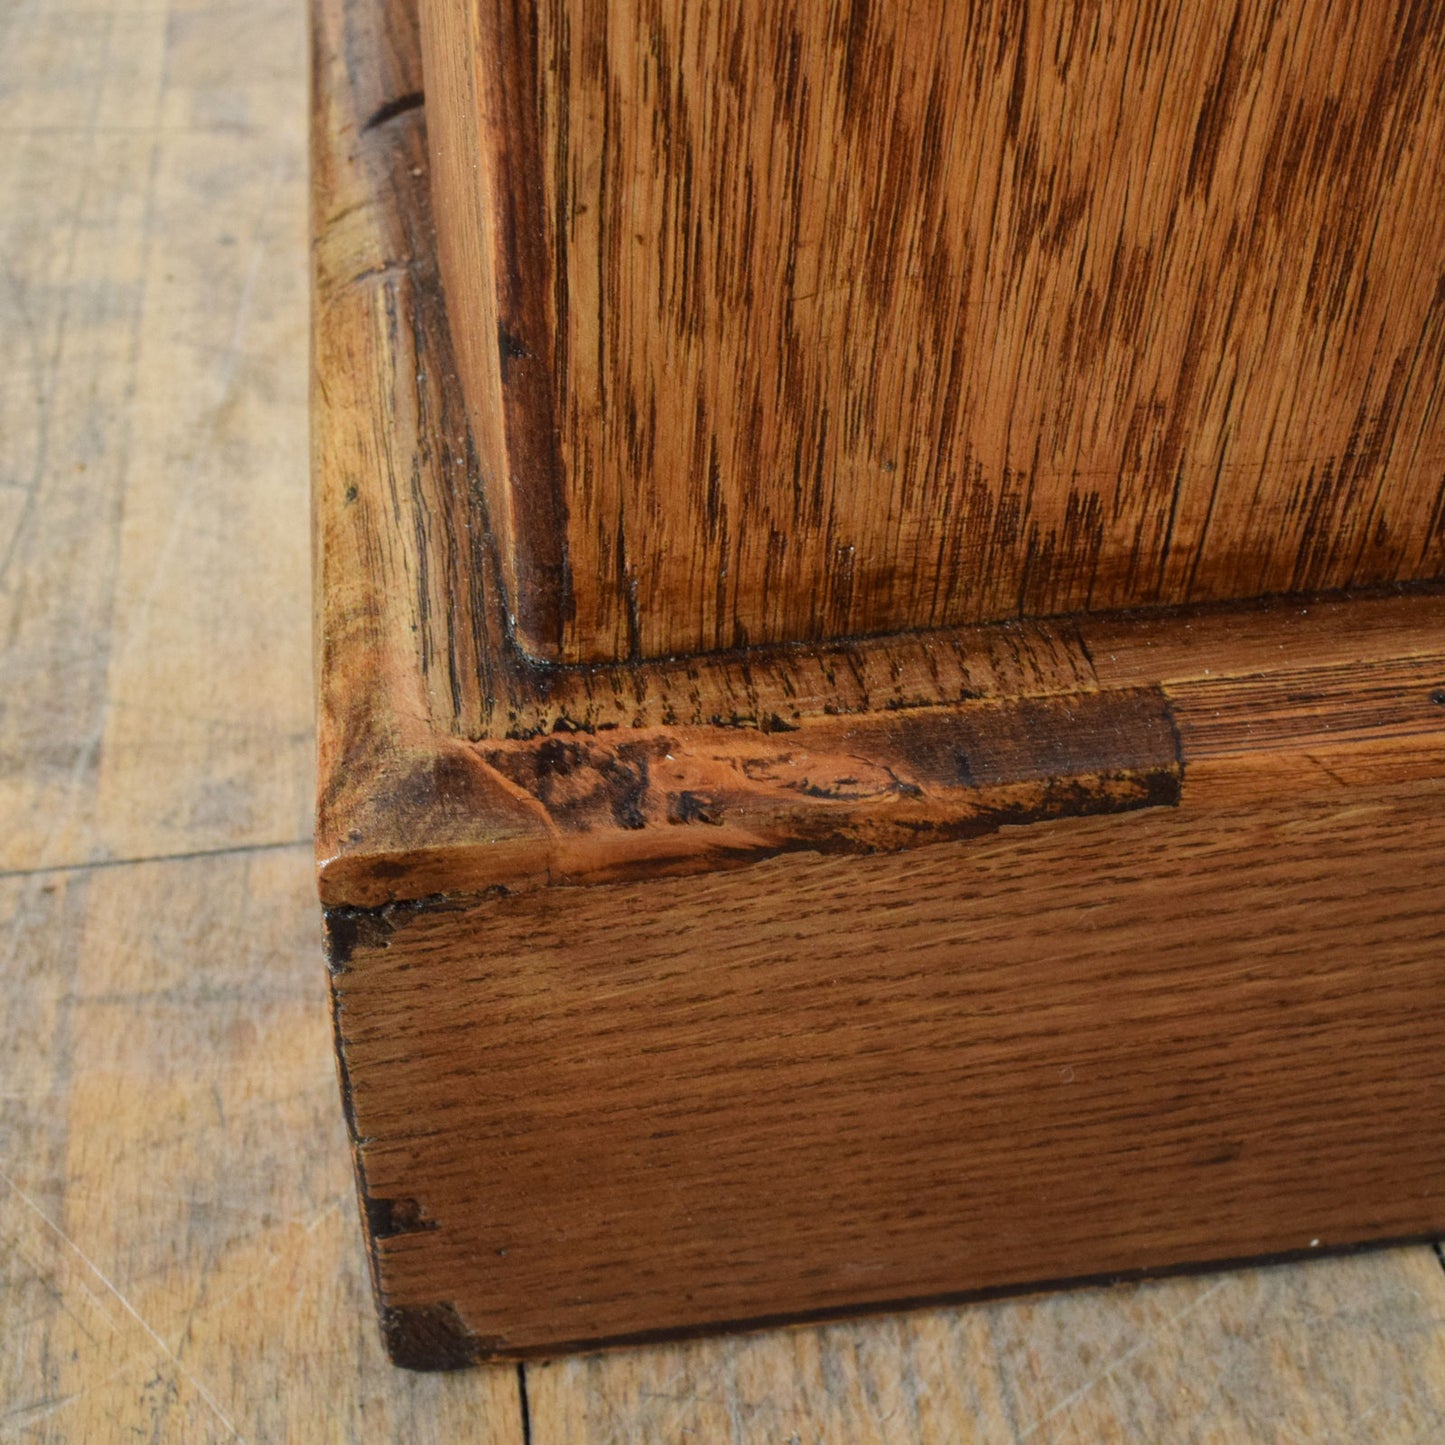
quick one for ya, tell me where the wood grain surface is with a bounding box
[316,0,1445,916]
[315,0,1186,911]
[318,0,1445,1370]
[8,0,1445,1435]
[424,0,1445,660]
[334,727,1445,1358]
[0,0,517,1435]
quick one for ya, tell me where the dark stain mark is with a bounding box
[1198,1141,1246,1167]
[380,1302,495,1372]
[325,908,393,974]
[488,737,653,831]
[480,687,1182,867]
[703,711,800,732]
[324,895,446,972]
[365,1195,439,1241]
[1131,761,1185,812]
[1430,687,1445,706]
[598,752,649,829]
[498,323,529,381]
[670,790,724,825]
[790,771,924,803]
[362,89,424,134]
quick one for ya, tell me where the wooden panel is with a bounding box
[333,729,1445,1357]
[423,0,1445,660]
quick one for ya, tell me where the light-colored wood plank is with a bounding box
[0,487,25,568]
[2,1186,237,1443]
[0,2,521,1436]
[0,854,524,1441]
[0,0,312,875]
[526,1248,1445,1443]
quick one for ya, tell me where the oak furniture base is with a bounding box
[313,0,1445,1368]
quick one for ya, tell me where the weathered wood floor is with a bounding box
[2,1,1444,1439]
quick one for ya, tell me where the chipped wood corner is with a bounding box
[313,0,1445,1371]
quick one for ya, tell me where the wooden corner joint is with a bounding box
[311,0,1191,916]
[328,940,491,1369]
[312,0,1445,919]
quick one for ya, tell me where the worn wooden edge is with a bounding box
[417,0,572,661]
[312,0,1445,911]
[316,687,1186,907]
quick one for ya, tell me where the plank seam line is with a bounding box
[0,838,312,882]
[516,1362,533,1445]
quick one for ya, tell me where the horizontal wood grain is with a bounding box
[1086,587,1445,686]
[423,0,1445,660]
[333,731,1445,1357]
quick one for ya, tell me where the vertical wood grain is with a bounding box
[429,0,1445,660]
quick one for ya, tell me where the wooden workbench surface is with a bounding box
[3,0,1445,1438]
